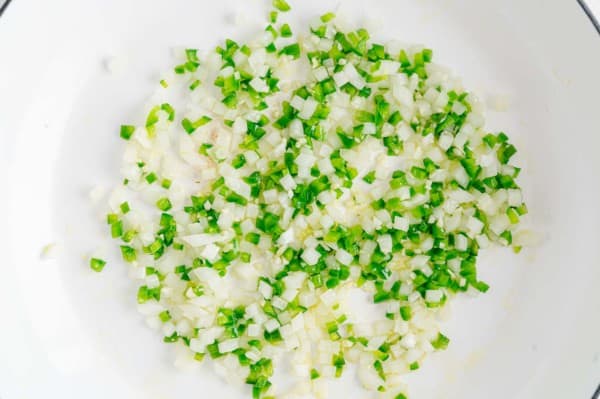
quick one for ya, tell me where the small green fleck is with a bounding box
[280,23,292,38]
[119,201,130,214]
[189,79,201,91]
[161,179,172,189]
[310,368,320,379]
[106,213,119,225]
[506,207,519,224]
[320,12,335,22]
[246,232,261,245]
[279,43,301,59]
[120,125,135,140]
[431,332,450,350]
[159,310,171,322]
[273,0,291,12]
[110,220,123,238]
[232,154,246,169]
[400,305,412,321]
[90,258,106,272]
[362,171,376,184]
[146,172,158,184]
[199,143,214,156]
[156,197,172,211]
[182,116,212,134]
[120,245,137,262]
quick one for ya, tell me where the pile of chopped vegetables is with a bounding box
[92,1,528,398]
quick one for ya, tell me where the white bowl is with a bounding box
[1,0,599,398]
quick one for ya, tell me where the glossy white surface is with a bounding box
[588,0,600,21]
[1,1,599,398]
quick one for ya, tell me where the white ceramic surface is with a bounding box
[1,1,599,398]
